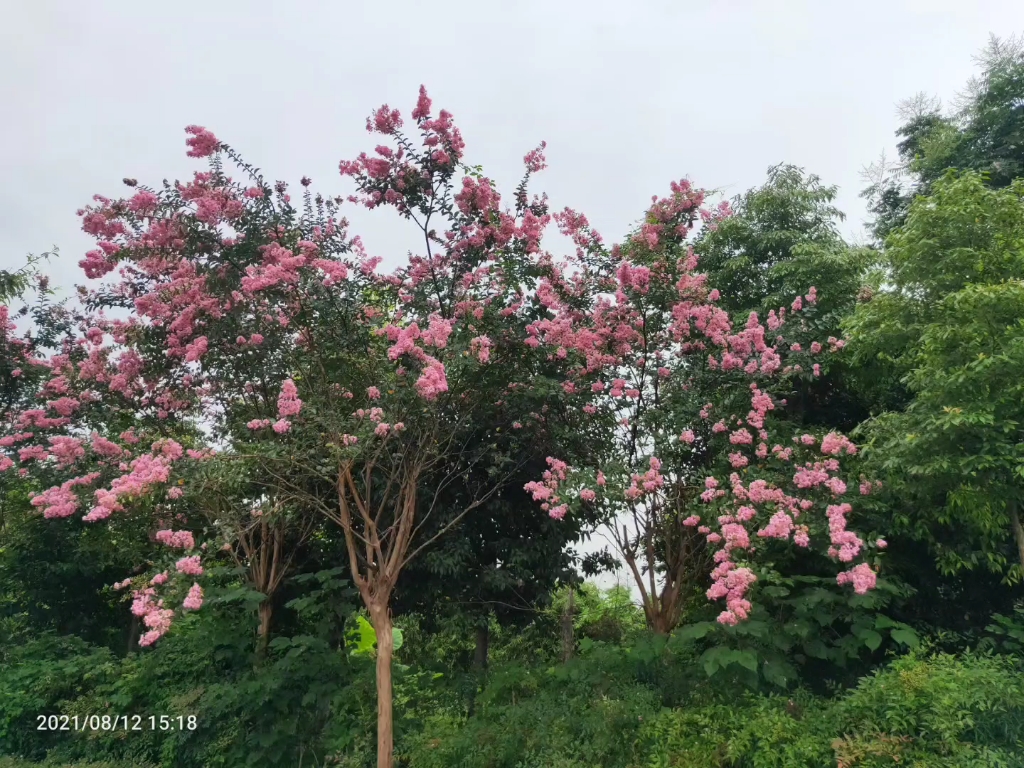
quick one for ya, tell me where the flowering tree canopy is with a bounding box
[0,86,887,768]
[520,177,884,631]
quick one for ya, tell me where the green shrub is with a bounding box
[641,652,1024,767]
[402,649,662,768]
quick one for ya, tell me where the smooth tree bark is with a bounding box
[370,602,395,768]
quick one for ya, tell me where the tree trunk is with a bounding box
[126,614,139,653]
[468,622,489,718]
[561,586,575,662]
[256,599,273,660]
[649,613,671,636]
[473,623,489,673]
[370,604,395,768]
[1010,500,1024,576]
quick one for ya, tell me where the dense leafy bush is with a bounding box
[642,652,1024,767]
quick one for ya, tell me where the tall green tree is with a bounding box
[695,163,873,432]
[863,34,1024,243]
[848,171,1024,579]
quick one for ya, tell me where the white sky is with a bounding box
[4,0,1024,292]
[3,0,1023,593]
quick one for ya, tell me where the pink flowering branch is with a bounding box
[522,178,883,631]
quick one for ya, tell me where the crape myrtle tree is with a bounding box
[0,273,166,651]
[523,180,887,634]
[0,88,608,768]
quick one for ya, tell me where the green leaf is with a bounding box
[347,615,377,657]
[860,629,883,651]
[762,658,793,688]
[874,615,898,630]
[890,627,920,648]
[734,650,759,672]
[675,621,716,641]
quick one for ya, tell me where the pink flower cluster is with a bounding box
[277,379,302,417]
[131,587,175,647]
[155,529,195,549]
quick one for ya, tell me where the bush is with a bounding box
[402,648,662,768]
[641,651,1024,767]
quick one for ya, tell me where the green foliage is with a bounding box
[982,604,1024,655]
[402,647,662,768]
[0,568,374,768]
[641,652,1024,767]
[696,164,859,320]
[849,172,1024,579]
[673,575,918,692]
[863,35,1024,242]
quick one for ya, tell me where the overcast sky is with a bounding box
[4,0,1024,294]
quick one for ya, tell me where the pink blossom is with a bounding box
[272,419,291,434]
[47,436,85,467]
[183,336,208,362]
[367,104,403,134]
[820,432,857,456]
[155,529,195,549]
[182,583,204,611]
[175,555,203,576]
[184,125,220,157]
[729,429,753,445]
[758,512,794,540]
[523,141,548,173]
[90,432,123,457]
[415,361,448,400]
[837,563,876,594]
[277,379,302,416]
